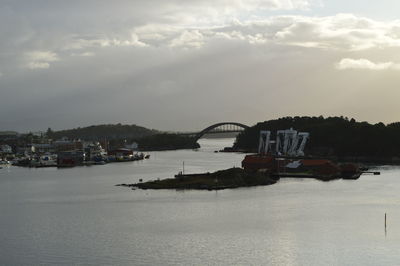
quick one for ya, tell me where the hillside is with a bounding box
[48,124,158,140]
[135,133,200,151]
[0,131,18,135]
[234,116,400,158]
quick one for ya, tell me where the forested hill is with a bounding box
[234,116,400,157]
[47,124,158,140]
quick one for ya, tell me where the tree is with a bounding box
[46,128,54,138]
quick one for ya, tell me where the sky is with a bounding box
[2,0,400,132]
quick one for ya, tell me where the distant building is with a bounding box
[0,132,19,141]
[53,139,83,152]
[0,144,12,154]
[124,142,138,151]
[108,148,133,157]
[31,131,45,137]
[15,145,34,156]
[57,151,85,167]
[32,143,55,154]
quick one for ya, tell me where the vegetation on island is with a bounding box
[117,168,278,190]
[234,116,400,160]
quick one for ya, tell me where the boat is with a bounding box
[28,154,57,168]
[37,154,57,167]
[0,159,10,164]
[0,160,11,167]
[12,157,31,166]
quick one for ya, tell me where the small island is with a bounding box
[117,168,279,190]
[116,164,375,191]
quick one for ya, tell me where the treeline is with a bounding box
[46,124,199,151]
[134,134,199,151]
[47,124,158,140]
[234,116,400,157]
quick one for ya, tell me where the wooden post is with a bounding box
[385,213,387,237]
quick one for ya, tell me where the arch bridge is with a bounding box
[191,122,249,141]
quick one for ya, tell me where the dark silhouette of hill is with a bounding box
[47,125,198,151]
[47,124,158,140]
[234,116,400,158]
[135,133,200,151]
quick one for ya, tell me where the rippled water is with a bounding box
[1,138,400,265]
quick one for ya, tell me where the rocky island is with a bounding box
[116,164,373,191]
[117,168,279,190]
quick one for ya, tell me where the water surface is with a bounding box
[0,139,399,265]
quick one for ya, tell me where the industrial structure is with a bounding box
[243,129,361,179]
[258,128,310,157]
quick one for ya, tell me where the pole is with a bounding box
[183,161,185,175]
[385,213,387,237]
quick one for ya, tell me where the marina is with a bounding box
[5,141,150,168]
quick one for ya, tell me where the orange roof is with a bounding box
[242,155,274,164]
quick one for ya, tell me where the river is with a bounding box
[0,138,399,265]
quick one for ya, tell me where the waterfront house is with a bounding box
[124,142,138,151]
[53,139,83,152]
[0,132,19,141]
[31,143,55,154]
[0,144,12,154]
[57,151,85,167]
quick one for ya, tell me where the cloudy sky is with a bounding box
[2,0,400,132]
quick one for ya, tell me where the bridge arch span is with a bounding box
[195,122,249,141]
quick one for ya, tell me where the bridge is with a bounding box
[181,122,249,142]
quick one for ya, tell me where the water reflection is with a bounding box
[0,139,400,265]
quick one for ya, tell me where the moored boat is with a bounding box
[0,159,11,166]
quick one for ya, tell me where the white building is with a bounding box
[124,142,138,151]
[31,143,55,154]
[0,145,12,154]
